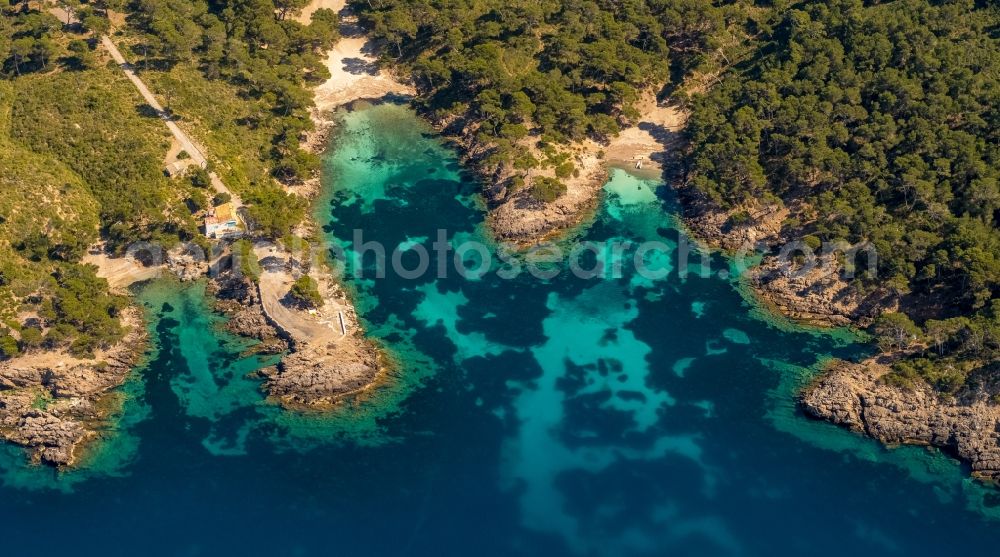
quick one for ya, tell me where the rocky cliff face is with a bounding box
[0,308,147,466]
[801,359,1000,482]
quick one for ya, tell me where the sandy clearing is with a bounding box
[81,251,164,291]
[294,0,345,25]
[253,243,355,347]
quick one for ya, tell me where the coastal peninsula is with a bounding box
[0,0,396,464]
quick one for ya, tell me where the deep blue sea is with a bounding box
[2,103,999,556]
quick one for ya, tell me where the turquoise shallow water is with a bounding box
[2,102,999,555]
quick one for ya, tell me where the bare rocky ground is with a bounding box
[801,358,1000,482]
[260,335,381,407]
[0,308,147,466]
[678,193,895,328]
[209,267,287,355]
[749,254,894,328]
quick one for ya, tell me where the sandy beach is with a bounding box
[487,93,687,244]
[604,95,687,174]
[303,0,412,117]
[312,36,414,115]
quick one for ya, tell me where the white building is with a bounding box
[204,202,241,239]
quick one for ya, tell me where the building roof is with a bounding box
[212,202,237,223]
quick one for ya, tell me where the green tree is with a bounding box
[873,313,921,351]
[244,187,306,239]
[274,0,309,20]
[529,177,567,203]
[289,275,322,308]
[0,334,18,359]
[82,14,111,37]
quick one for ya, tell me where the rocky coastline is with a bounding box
[397,79,1000,487]
[0,307,147,466]
[198,1,388,410]
[675,183,895,328]
[423,93,684,247]
[7,0,986,477]
[259,335,382,407]
[675,181,999,485]
[801,357,1000,482]
[208,239,382,408]
[0,24,392,464]
[401,75,996,484]
[209,269,287,355]
[2,0,989,510]
[245,17,1000,481]
[425,112,607,245]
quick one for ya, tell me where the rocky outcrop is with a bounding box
[487,164,608,244]
[3,410,89,465]
[749,254,895,328]
[427,94,685,246]
[0,308,147,466]
[260,334,380,407]
[678,192,895,328]
[167,245,209,282]
[681,199,789,253]
[801,358,1000,482]
[210,268,287,354]
[208,247,382,407]
[428,116,598,245]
